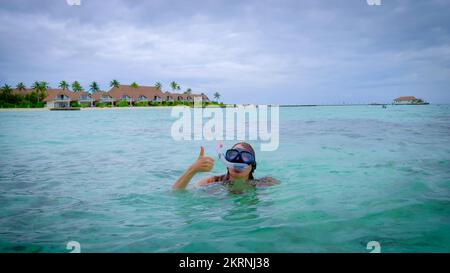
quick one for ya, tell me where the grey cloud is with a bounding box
[0,0,449,104]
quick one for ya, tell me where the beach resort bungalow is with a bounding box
[136,95,149,104]
[120,95,133,105]
[185,94,194,103]
[153,94,163,103]
[107,85,166,105]
[172,93,187,102]
[200,93,210,102]
[44,89,74,108]
[13,88,93,108]
[165,92,210,104]
[70,91,94,107]
[92,91,115,106]
[13,84,210,108]
[164,92,175,103]
[190,93,210,103]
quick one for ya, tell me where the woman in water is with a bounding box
[172,142,278,190]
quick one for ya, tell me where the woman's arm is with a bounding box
[172,147,215,190]
[172,166,197,190]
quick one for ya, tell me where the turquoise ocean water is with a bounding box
[0,105,449,253]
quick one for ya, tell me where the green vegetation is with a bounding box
[200,101,224,107]
[116,99,130,107]
[130,82,139,89]
[135,101,149,107]
[149,101,161,106]
[173,101,188,106]
[0,84,45,108]
[70,101,81,107]
[413,99,427,104]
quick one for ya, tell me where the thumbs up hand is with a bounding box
[190,146,215,173]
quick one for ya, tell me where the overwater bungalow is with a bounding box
[393,96,429,105]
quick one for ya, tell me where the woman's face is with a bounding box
[227,143,254,180]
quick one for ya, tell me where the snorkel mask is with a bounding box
[216,141,255,171]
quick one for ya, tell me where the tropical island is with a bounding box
[0,80,223,109]
[1,80,432,109]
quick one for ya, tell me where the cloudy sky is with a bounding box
[0,0,449,104]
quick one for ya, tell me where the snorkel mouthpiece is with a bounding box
[216,142,249,171]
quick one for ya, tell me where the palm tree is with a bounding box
[130,82,139,89]
[1,84,12,95]
[186,88,192,94]
[30,81,42,103]
[110,79,120,88]
[31,81,40,92]
[1,84,14,105]
[155,82,162,90]
[39,81,49,90]
[16,82,26,91]
[59,80,69,90]
[89,81,99,93]
[170,81,178,91]
[37,81,49,103]
[31,81,50,102]
[72,81,83,92]
[214,92,221,102]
